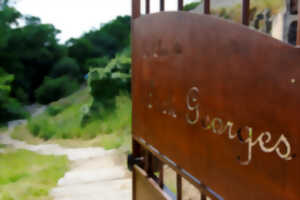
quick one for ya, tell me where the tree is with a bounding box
[0,2,20,49]
[0,68,27,123]
[84,56,109,72]
[0,17,66,102]
[50,57,80,79]
[68,16,131,72]
[35,76,80,104]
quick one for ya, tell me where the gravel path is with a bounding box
[0,120,132,200]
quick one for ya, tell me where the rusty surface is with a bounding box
[132,0,140,19]
[133,136,219,199]
[132,12,300,200]
[176,174,182,200]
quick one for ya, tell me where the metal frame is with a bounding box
[132,0,254,25]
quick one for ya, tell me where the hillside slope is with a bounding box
[11,87,132,151]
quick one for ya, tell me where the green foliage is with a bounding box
[0,3,20,49]
[0,1,131,124]
[183,1,201,11]
[0,68,13,94]
[35,76,80,104]
[0,68,27,123]
[50,57,80,79]
[0,150,68,200]
[84,56,109,70]
[0,1,67,106]
[27,88,131,150]
[28,117,56,140]
[67,16,131,69]
[85,50,131,121]
[46,104,68,116]
[1,21,66,102]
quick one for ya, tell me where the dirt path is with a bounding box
[0,120,132,200]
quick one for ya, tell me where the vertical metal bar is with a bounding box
[144,150,149,172]
[159,164,164,188]
[132,0,141,19]
[145,151,153,176]
[178,0,184,11]
[177,174,182,200]
[204,0,210,14]
[146,0,150,14]
[297,0,300,45]
[132,140,140,200]
[242,0,250,25]
[132,166,137,200]
[160,0,165,11]
[201,193,207,200]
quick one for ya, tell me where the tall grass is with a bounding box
[0,150,68,200]
[0,126,7,135]
[13,88,132,150]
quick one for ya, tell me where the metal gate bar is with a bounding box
[133,136,223,200]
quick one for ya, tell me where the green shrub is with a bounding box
[183,1,201,11]
[35,76,80,104]
[50,57,80,79]
[0,68,28,123]
[46,105,67,116]
[15,87,29,104]
[0,97,28,123]
[88,53,131,101]
[84,57,109,71]
[27,89,131,150]
[28,117,56,140]
[83,50,131,123]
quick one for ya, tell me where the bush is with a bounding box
[0,68,28,123]
[50,57,80,79]
[183,1,201,11]
[28,117,56,140]
[46,105,67,116]
[85,52,131,120]
[84,57,109,71]
[15,87,29,103]
[35,76,80,104]
[0,97,28,123]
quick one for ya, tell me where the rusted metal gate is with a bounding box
[130,0,300,199]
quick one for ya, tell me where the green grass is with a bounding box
[11,125,43,145]
[0,126,7,135]
[12,87,132,151]
[0,150,69,200]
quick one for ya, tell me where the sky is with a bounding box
[16,0,197,43]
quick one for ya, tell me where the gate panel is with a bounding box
[132,12,300,200]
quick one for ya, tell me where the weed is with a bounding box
[0,150,68,200]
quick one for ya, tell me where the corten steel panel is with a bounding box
[132,12,300,200]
